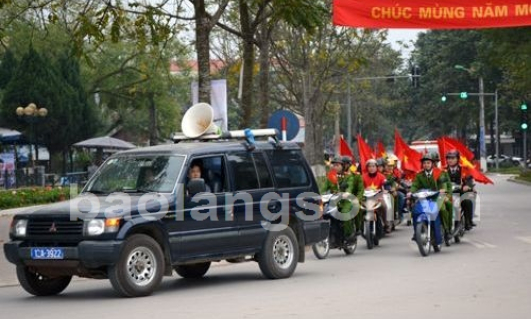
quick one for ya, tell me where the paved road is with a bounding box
[0,175,530,319]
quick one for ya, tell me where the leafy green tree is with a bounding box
[271,12,387,168]
[0,49,17,89]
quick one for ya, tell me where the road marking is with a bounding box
[463,239,485,249]
[516,236,531,245]
[462,238,496,249]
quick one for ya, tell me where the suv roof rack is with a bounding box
[172,129,281,149]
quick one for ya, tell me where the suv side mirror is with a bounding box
[188,178,206,196]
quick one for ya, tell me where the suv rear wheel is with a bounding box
[16,266,72,296]
[108,234,164,297]
[258,227,299,279]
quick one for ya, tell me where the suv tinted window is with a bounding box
[228,153,258,191]
[253,153,273,188]
[228,152,273,190]
[268,150,310,188]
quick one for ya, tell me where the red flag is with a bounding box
[438,137,448,167]
[376,141,386,158]
[357,134,375,167]
[444,136,475,161]
[459,155,494,184]
[394,130,422,173]
[394,129,408,159]
[339,136,355,161]
[402,147,422,173]
[439,137,493,184]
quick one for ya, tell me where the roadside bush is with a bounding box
[0,187,70,210]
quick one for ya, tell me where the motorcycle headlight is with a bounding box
[12,219,28,237]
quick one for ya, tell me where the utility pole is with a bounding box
[347,81,352,147]
[335,110,340,155]
[442,90,497,171]
[478,77,487,172]
[494,90,499,170]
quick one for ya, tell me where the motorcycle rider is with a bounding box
[376,158,386,174]
[408,153,452,246]
[384,157,405,222]
[342,156,364,234]
[362,159,389,232]
[445,150,477,230]
[323,156,362,241]
[342,156,358,176]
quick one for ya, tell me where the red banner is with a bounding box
[333,0,531,29]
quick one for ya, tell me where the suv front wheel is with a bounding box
[16,266,72,296]
[258,227,299,279]
[108,234,164,297]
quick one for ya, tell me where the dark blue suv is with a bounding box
[4,140,329,297]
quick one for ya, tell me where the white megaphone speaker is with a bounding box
[181,103,222,138]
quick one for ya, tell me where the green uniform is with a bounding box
[323,172,363,237]
[410,169,452,233]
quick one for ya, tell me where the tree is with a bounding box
[1,47,76,158]
[0,49,17,89]
[216,0,327,127]
[271,16,386,169]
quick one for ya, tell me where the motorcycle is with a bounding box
[383,182,403,231]
[361,189,385,250]
[312,193,359,259]
[398,179,413,226]
[411,189,443,257]
[449,183,466,243]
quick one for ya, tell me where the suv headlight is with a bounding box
[12,219,28,237]
[85,218,120,236]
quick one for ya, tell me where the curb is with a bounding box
[507,178,531,187]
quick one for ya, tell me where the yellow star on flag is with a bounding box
[460,156,474,169]
[369,183,377,190]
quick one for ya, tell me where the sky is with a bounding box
[385,29,423,58]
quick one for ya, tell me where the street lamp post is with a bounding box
[455,65,488,171]
[15,103,48,172]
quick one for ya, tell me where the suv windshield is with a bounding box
[84,155,185,194]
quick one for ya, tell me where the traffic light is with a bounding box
[441,94,447,102]
[522,102,528,130]
[460,92,468,99]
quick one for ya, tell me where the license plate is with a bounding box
[30,248,65,260]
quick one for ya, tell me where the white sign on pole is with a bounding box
[191,79,228,131]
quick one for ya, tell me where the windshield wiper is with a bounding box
[122,188,155,194]
[84,189,109,195]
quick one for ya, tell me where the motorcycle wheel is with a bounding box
[415,222,431,257]
[343,236,357,255]
[312,237,330,260]
[374,219,383,246]
[365,222,374,250]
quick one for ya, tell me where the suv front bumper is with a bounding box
[4,240,124,269]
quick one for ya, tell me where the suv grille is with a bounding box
[27,219,84,236]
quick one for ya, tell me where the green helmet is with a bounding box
[330,156,343,164]
[421,153,436,162]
